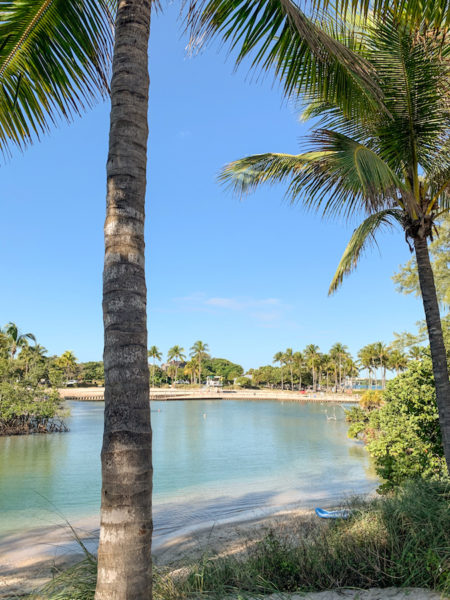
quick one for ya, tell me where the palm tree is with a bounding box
[273,351,285,390]
[0,1,113,156]
[189,341,210,385]
[357,345,374,390]
[284,348,295,390]
[167,345,187,384]
[57,350,78,382]
[148,346,162,387]
[218,9,450,470]
[184,360,198,385]
[2,322,36,359]
[388,349,408,376]
[95,2,153,599]
[293,351,304,391]
[329,342,349,391]
[371,342,390,389]
[304,344,321,391]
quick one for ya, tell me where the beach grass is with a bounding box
[29,480,450,599]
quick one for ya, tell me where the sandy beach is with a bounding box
[1,507,446,599]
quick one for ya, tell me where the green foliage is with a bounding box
[0,382,66,434]
[235,376,252,388]
[0,0,114,156]
[393,214,450,309]
[79,362,104,385]
[359,389,383,410]
[202,357,243,383]
[347,358,448,492]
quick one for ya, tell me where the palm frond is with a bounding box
[329,208,404,294]
[220,131,409,219]
[188,0,384,118]
[366,12,450,176]
[313,0,450,29]
[0,0,114,155]
[219,151,314,196]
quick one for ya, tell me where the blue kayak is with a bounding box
[315,507,351,519]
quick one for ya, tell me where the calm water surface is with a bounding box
[0,400,377,539]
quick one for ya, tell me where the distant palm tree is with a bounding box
[190,341,209,385]
[284,348,295,390]
[329,343,349,391]
[304,344,321,391]
[167,345,186,384]
[371,342,390,389]
[2,322,36,359]
[293,351,304,391]
[58,350,78,381]
[388,349,409,376]
[273,351,285,390]
[148,346,162,387]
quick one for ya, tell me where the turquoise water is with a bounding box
[0,400,377,539]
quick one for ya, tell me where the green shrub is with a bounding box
[346,357,448,492]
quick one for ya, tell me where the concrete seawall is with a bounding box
[59,387,360,403]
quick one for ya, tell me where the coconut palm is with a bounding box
[283,348,295,390]
[329,342,349,391]
[0,1,113,156]
[388,349,409,376]
[148,346,162,387]
[189,341,210,385]
[304,344,321,391]
[219,9,450,469]
[293,351,304,391]
[168,345,187,384]
[273,351,285,389]
[95,2,152,598]
[2,322,36,359]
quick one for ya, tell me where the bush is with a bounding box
[347,357,448,492]
[0,383,67,435]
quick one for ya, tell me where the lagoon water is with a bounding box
[0,400,377,540]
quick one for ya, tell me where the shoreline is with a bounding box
[0,505,316,598]
[59,387,360,403]
[1,504,445,600]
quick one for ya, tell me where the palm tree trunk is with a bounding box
[414,236,450,471]
[95,1,152,599]
[290,366,294,391]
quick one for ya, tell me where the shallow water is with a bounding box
[0,400,377,539]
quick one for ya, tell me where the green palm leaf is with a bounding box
[220,130,407,219]
[0,0,114,155]
[329,208,405,294]
[188,0,384,118]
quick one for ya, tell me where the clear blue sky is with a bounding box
[0,7,424,371]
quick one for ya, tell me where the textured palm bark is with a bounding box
[414,236,450,472]
[95,1,152,599]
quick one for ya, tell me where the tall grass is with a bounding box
[30,480,450,599]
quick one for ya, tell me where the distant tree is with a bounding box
[80,361,104,385]
[304,345,321,391]
[284,348,295,390]
[2,323,36,359]
[235,376,252,388]
[55,351,78,382]
[393,214,450,310]
[206,358,243,383]
[273,351,285,389]
[293,352,304,391]
[388,350,408,376]
[190,341,210,384]
[148,346,162,387]
[167,346,186,384]
[329,343,350,390]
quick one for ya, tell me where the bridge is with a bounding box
[59,387,359,403]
